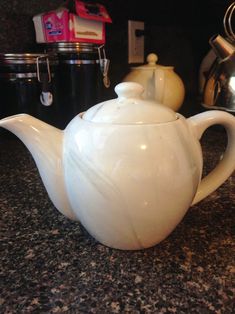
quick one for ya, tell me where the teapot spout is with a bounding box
[209,34,235,61]
[0,114,77,220]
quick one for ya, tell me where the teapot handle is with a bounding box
[188,110,235,205]
[154,68,165,103]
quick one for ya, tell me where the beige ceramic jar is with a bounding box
[123,53,185,112]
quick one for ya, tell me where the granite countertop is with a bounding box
[0,126,234,313]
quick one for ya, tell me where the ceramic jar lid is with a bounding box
[130,53,173,70]
[82,82,178,124]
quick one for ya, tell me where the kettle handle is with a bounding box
[188,110,235,205]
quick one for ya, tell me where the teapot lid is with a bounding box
[82,82,178,124]
[130,53,173,70]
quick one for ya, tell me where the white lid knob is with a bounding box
[115,82,144,99]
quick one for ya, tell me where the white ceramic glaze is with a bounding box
[83,82,177,123]
[0,114,76,220]
[123,53,185,111]
[0,82,235,250]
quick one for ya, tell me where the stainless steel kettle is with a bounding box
[202,34,235,113]
[202,2,235,113]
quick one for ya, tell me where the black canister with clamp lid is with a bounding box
[0,53,57,126]
[44,42,110,129]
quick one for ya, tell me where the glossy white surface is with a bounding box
[83,82,177,124]
[123,53,185,111]
[0,114,77,220]
[0,83,235,250]
[64,114,202,249]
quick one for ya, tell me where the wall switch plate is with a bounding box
[128,20,144,64]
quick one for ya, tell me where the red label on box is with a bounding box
[75,1,112,23]
[33,1,111,44]
[43,9,70,42]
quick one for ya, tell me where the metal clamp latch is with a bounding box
[36,55,51,83]
[98,45,111,88]
[36,55,53,106]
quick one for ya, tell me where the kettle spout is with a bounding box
[209,34,235,61]
[0,114,77,220]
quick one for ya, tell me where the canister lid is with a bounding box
[44,42,99,53]
[0,53,54,65]
[82,82,178,124]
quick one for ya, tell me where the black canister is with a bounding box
[45,42,110,129]
[0,53,58,126]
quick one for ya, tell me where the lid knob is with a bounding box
[115,82,144,99]
[147,53,158,66]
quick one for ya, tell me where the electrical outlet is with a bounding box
[128,20,144,64]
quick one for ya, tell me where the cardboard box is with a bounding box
[33,1,112,44]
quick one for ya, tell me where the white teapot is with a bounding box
[0,82,235,250]
[123,53,185,111]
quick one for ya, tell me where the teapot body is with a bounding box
[123,68,152,99]
[63,113,202,250]
[123,54,185,112]
[1,82,235,251]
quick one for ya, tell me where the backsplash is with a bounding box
[0,0,233,106]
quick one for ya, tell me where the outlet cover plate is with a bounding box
[128,20,144,64]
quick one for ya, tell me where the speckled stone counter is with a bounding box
[0,126,234,313]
